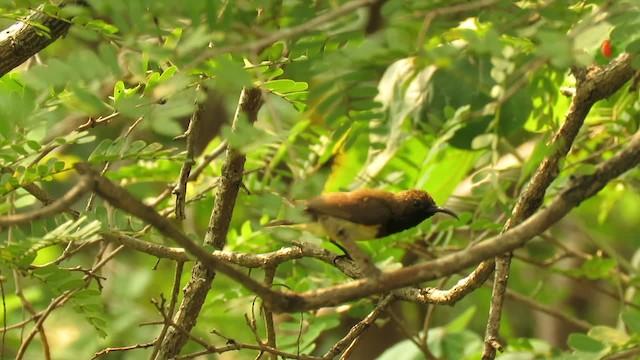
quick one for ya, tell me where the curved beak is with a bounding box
[435,206,459,220]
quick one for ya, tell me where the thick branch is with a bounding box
[154,87,264,359]
[102,231,345,270]
[0,1,80,76]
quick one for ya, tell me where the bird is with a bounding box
[267,189,458,257]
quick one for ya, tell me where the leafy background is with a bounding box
[1,0,640,359]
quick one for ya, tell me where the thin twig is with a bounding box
[323,294,397,360]
[263,266,278,360]
[15,244,125,360]
[0,179,90,226]
[92,341,156,359]
[188,140,228,182]
[150,261,185,359]
[174,86,203,220]
[0,168,80,218]
[86,116,144,211]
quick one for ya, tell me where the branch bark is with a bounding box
[0,1,80,77]
[154,87,264,359]
[0,178,89,226]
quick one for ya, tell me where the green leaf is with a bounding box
[622,312,640,334]
[176,26,213,56]
[113,81,125,101]
[573,164,597,176]
[88,139,113,163]
[25,140,40,151]
[145,72,161,94]
[377,339,423,360]
[260,41,285,61]
[53,161,65,172]
[71,294,108,338]
[568,333,606,353]
[86,19,119,35]
[58,278,86,291]
[106,138,126,158]
[446,306,477,332]
[152,73,191,101]
[207,56,252,91]
[579,258,616,280]
[158,66,178,83]
[471,133,496,149]
[65,85,110,115]
[74,289,102,299]
[263,79,309,93]
[222,118,279,153]
[127,140,147,154]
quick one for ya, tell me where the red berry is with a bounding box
[601,39,612,58]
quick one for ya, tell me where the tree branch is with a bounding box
[0,178,89,226]
[0,1,81,76]
[154,87,265,359]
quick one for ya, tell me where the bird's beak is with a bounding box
[435,206,459,220]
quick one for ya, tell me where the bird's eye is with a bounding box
[413,199,422,208]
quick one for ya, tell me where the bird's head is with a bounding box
[395,189,458,220]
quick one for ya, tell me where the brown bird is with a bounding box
[268,189,458,256]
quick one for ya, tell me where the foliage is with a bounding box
[0,0,639,359]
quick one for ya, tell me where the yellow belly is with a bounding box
[274,216,380,242]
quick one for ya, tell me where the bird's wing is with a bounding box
[315,215,380,242]
[266,218,378,242]
[305,190,394,225]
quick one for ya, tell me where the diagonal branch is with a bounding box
[0,178,89,226]
[0,1,82,76]
[153,87,264,359]
[482,52,636,358]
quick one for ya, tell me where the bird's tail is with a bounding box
[263,219,297,227]
[263,220,328,238]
